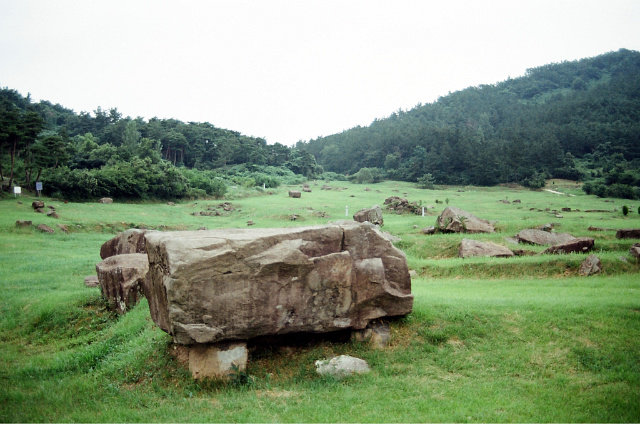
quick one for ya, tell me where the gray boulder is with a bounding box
[516,229,576,245]
[15,220,32,227]
[36,224,54,234]
[288,190,301,198]
[436,207,495,234]
[540,237,594,255]
[99,197,113,204]
[578,254,602,276]
[143,222,413,345]
[630,243,640,260]
[616,229,640,239]
[315,355,370,378]
[458,239,514,258]
[96,253,149,314]
[353,205,383,226]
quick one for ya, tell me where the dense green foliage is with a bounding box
[301,49,640,198]
[2,49,639,200]
[0,91,322,200]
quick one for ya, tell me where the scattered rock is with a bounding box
[36,224,55,234]
[562,207,572,212]
[197,227,208,230]
[539,223,554,232]
[84,275,99,287]
[458,239,514,258]
[436,207,495,234]
[57,224,69,233]
[383,197,421,215]
[588,226,608,231]
[96,253,149,314]
[34,208,44,214]
[302,187,312,193]
[513,199,521,203]
[15,220,32,227]
[99,197,113,204]
[315,355,370,378]
[578,254,602,276]
[516,229,576,245]
[421,226,436,235]
[143,222,413,345]
[167,202,175,206]
[188,342,248,380]
[32,200,45,210]
[630,243,640,260]
[616,229,640,239]
[247,220,255,226]
[540,237,594,255]
[290,214,298,221]
[100,229,151,260]
[409,269,418,278]
[499,199,510,204]
[353,205,383,226]
[513,249,537,256]
[288,190,301,198]
[585,209,610,212]
[351,319,391,348]
[46,211,59,219]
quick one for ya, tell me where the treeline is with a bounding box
[301,48,640,198]
[0,89,322,200]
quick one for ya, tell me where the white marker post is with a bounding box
[422,206,425,217]
[13,186,21,197]
[345,206,348,217]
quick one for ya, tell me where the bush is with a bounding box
[622,205,629,216]
[350,167,385,184]
[417,174,435,189]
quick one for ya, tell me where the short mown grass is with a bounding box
[0,181,639,422]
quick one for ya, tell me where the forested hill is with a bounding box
[301,49,640,191]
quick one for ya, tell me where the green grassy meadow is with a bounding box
[1,180,639,422]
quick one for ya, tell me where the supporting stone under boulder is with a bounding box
[143,221,413,346]
[188,342,248,380]
[435,207,495,234]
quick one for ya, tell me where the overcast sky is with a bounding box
[1,1,639,146]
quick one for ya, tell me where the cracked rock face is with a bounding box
[143,221,413,345]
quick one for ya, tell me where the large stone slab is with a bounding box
[616,229,640,239]
[436,207,495,234]
[96,253,149,313]
[516,229,576,245]
[143,222,413,345]
[458,239,514,258]
[540,237,594,255]
[353,205,383,226]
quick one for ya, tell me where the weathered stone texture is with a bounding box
[353,205,383,226]
[540,237,594,255]
[143,222,413,345]
[516,229,576,245]
[616,229,640,239]
[100,229,151,259]
[458,239,514,258]
[96,253,149,313]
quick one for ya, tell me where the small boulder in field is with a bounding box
[540,237,594,255]
[15,220,32,227]
[37,224,55,234]
[458,239,514,258]
[630,243,640,260]
[315,355,370,378]
[578,254,602,276]
[353,205,383,226]
[616,229,640,239]
[436,207,495,234]
[288,190,301,198]
[84,275,99,287]
[57,224,69,233]
[32,200,45,210]
[46,211,59,219]
[99,197,113,204]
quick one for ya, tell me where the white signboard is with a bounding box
[13,186,21,195]
[35,182,43,191]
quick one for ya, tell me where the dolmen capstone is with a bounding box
[143,221,413,346]
[436,207,495,233]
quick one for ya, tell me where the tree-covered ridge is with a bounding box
[1,87,322,200]
[301,49,640,195]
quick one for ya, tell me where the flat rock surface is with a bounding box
[516,229,576,245]
[540,237,594,255]
[144,222,413,345]
[459,239,514,258]
[436,207,495,233]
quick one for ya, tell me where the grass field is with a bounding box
[1,180,639,422]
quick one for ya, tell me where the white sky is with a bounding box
[1,0,639,146]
